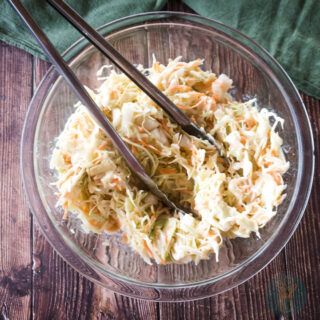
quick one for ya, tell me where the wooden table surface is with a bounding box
[1,1,319,319]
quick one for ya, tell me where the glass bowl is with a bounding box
[21,12,314,301]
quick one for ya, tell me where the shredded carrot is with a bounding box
[190,92,205,97]
[187,78,196,84]
[191,142,198,156]
[63,211,68,220]
[208,98,217,111]
[159,259,166,266]
[62,201,68,210]
[105,218,121,232]
[110,90,117,99]
[62,153,71,164]
[79,206,90,214]
[270,171,282,185]
[240,136,247,145]
[157,167,177,175]
[145,145,162,155]
[122,233,128,243]
[168,84,192,93]
[138,140,162,155]
[110,177,120,184]
[58,169,74,188]
[246,118,257,129]
[271,149,277,157]
[214,80,223,89]
[190,116,196,122]
[72,119,79,129]
[154,61,160,72]
[276,195,285,205]
[236,205,245,213]
[162,118,169,132]
[138,126,146,133]
[180,190,194,195]
[131,145,137,156]
[84,113,91,123]
[143,240,154,258]
[177,104,195,110]
[143,215,157,232]
[110,177,122,190]
[89,219,104,229]
[98,141,108,150]
[178,98,204,110]
[92,157,101,164]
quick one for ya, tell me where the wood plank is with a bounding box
[0,41,32,320]
[284,93,320,319]
[32,37,158,318]
[31,58,95,320]
[160,1,289,319]
[32,58,111,320]
[158,254,288,320]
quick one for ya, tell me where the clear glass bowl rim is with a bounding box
[21,11,315,301]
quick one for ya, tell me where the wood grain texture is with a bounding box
[0,0,319,319]
[32,58,93,320]
[159,2,291,318]
[32,43,158,320]
[0,42,32,320]
[284,93,320,320]
[158,256,288,320]
[31,55,95,317]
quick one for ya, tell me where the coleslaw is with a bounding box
[50,57,289,265]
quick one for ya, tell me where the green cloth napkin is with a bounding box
[1,0,319,99]
[184,0,320,99]
[0,0,166,58]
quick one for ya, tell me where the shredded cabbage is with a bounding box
[50,57,289,265]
